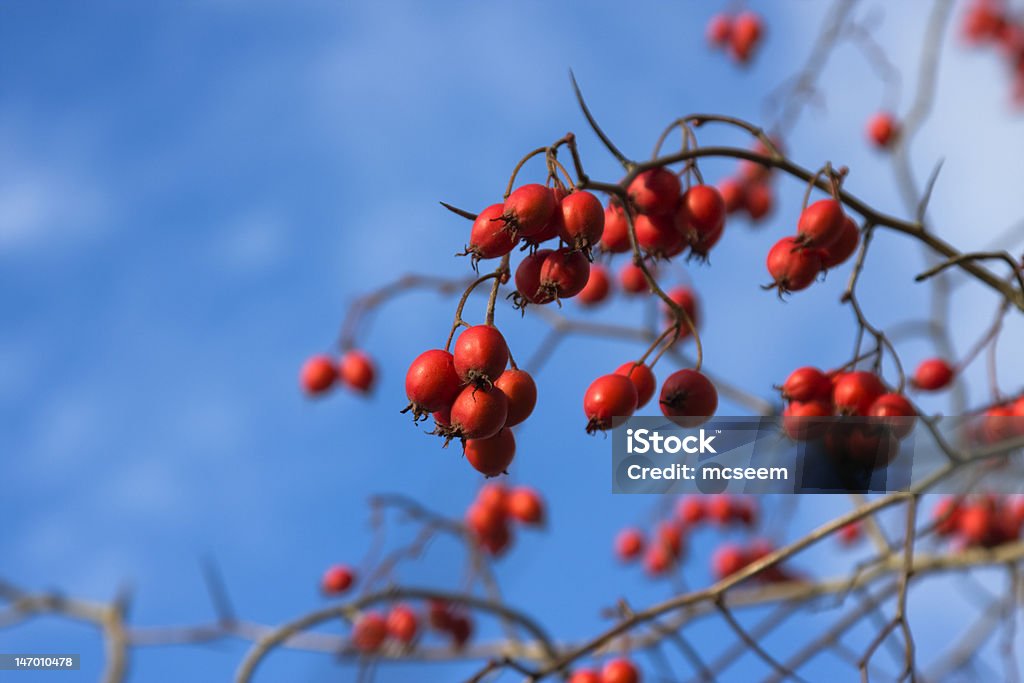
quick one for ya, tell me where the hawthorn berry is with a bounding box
[628,167,681,215]
[494,369,537,428]
[644,543,672,576]
[933,497,963,536]
[404,349,462,420]
[912,358,955,391]
[635,212,686,258]
[352,611,388,653]
[477,519,513,556]
[568,669,602,683]
[868,393,917,439]
[386,604,419,645]
[619,263,651,295]
[559,190,605,253]
[507,487,544,526]
[465,428,516,477]
[743,181,773,221]
[779,366,833,403]
[707,13,733,47]
[662,287,699,337]
[820,215,860,269]
[476,482,508,510]
[584,374,638,433]
[832,371,886,416]
[838,521,862,546]
[659,369,718,427]
[677,497,705,524]
[447,384,509,441]
[578,264,612,307]
[502,184,556,238]
[339,350,375,394]
[301,355,337,395]
[713,543,748,580]
[707,494,732,525]
[615,361,656,409]
[602,659,640,683]
[729,11,763,63]
[656,520,685,559]
[959,501,994,546]
[765,236,823,294]
[465,203,519,266]
[718,177,746,214]
[540,248,591,300]
[867,111,900,148]
[796,199,845,249]
[824,422,900,470]
[515,248,556,305]
[525,187,566,247]
[600,202,632,253]
[782,400,832,441]
[677,185,726,244]
[615,527,645,561]
[453,325,509,386]
[321,564,355,595]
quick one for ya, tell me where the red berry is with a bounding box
[959,502,994,546]
[644,543,671,576]
[838,521,862,546]
[525,187,565,247]
[559,190,605,252]
[477,519,513,556]
[662,286,699,338]
[584,374,638,433]
[578,264,612,307]
[465,428,516,477]
[602,659,640,683]
[628,167,681,215]
[352,611,388,653]
[448,385,509,440]
[454,325,509,385]
[540,248,591,300]
[386,604,419,644]
[494,369,537,428]
[765,236,823,293]
[713,543,748,579]
[502,184,556,238]
[659,369,718,427]
[677,497,705,524]
[868,393,917,439]
[600,202,632,253]
[780,367,833,403]
[743,182,773,221]
[796,199,846,249]
[507,487,544,525]
[465,500,507,538]
[982,405,1016,444]
[718,177,746,214]
[677,185,726,243]
[707,494,732,525]
[707,13,733,47]
[832,371,886,416]
[569,670,602,683]
[912,358,955,392]
[635,212,686,258]
[515,248,555,305]
[339,351,375,393]
[615,362,656,409]
[465,203,519,264]
[820,216,860,269]
[933,497,962,536]
[619,263,651,295]
[782,400,832,441]
[729,11,763,64]
[615,527,645,561]
[404,349,461,419]
[449,614,473,649]
[824,422,900,469]
[301,355,337,395]
[867,111,899,148]
[656,520,685,558]
[321,564,355,595]
[476,482,508,510]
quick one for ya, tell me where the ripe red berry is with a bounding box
[677,185,726,244]
[515,248,556,305]
[707,494,732,525]
[656,520,685,558]
[569,669,602,683]
[602,659,640,683]
[448,614,473,649]
[404,349,462,420]
[476,519,513,556]
[339,350,375,394]
[765,236,823,294]
[824,422,900,469]
[321,564,355,595]
[454,325,509,386]
[386,604,419,645]
[868,393,917,439]
[713,543,748,579]
[743,181,773,221]
[644,543,671,576]
[677,497,705,524]
[352,612,388,653]
[662,287,699,338]
[447,385,509,440]
[729,11,763,64]
[476,482,508,510]
[465,428,516,477]
[301,355,337,395]
[584,374,638,433]
[578,264,612,307]
[718,177,746,214]
[502,184,556,238]
[707,13,733,47]
[820,215,860,269]
[465,203,519,265]
[779,367,833,403]
[838,521,862,546]
[628,167,681,215]
[659,369,718,427]
[494,369,537,428]
[782,400,832,441]
[912,358,955,391]
[601,202,632,253]
[540,248,591,300]
[959,502,994,546]
[933,497,962,536]
[615,362,656,409]
[867,111,900,148]
[635,212,686,258]
[559,190,605,253]
[525,187,565,247]
[507,487,544,525]
[465,500,507,538]
[796,199,846,249]
[615,527,645,561]
[982,405,1016,444]
[832,371,886,416]
[619,263,651,295]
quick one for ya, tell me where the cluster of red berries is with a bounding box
[464,483,545,557]
[584,365,718,433]
[351,600,475,654]
[569,658,642,683]
[403,325,537,477]
[962,0,1024,106]
[711,538,799,583]
[764,198,860,295]
[932,494,1024,549]
[706,11,764,64]
[975,396,1024,444]
[865,111,900,149]
[717,142,777,226]
[300,350,376,396]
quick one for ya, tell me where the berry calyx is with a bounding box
[659,369,718,427]
[301,355,337,395]
[515,248,556,306]
[584,374,639,433]
[453,325,509,386]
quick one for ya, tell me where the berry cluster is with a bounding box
[717,140,778,225]
[569,658,641,683]
[706,11,765,65]
[300,350,376,396]
[975,396,1024,444]
[962,0,1024,106]
[464,483,545,557]
[932,494,1024,549]
[764,197,860,295]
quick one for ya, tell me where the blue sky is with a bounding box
[1,2,1023,681]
